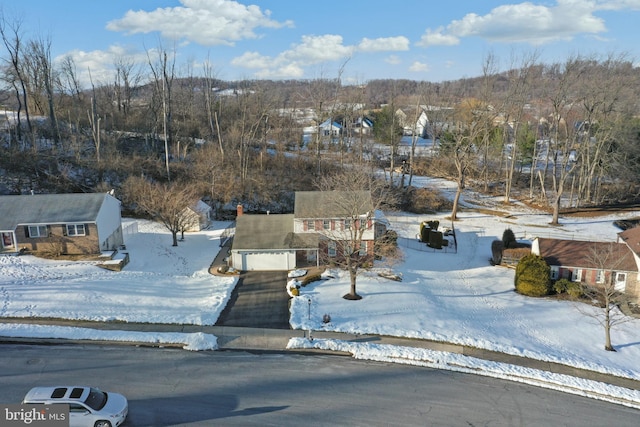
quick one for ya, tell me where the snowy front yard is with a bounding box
[1,192,640,406]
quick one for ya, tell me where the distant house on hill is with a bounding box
[0,193,123,255]
[318,119,342,137]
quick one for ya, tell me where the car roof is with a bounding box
[23,386,91,403]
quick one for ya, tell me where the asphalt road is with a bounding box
[2,344,639,426]
[216,270,290,329]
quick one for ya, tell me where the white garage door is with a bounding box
[242,252,290,271]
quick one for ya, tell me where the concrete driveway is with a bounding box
[215,270,291,329]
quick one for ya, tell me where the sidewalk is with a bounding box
[1,316,639,393]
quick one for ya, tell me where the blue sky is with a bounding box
[5,0,640,87]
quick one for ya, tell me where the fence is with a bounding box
[220,222,235,247]
[122,221,138,243]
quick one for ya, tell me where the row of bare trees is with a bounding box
[1,8,640,225]
[398,52,640,223]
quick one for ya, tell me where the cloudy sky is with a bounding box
[5,0,640,86]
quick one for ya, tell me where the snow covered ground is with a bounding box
[2,177,640,408]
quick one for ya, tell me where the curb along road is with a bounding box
[1,317,639,396]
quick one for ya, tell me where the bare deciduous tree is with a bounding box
[501,51,539,203]
[123,176,198,247]
[147,44,176,181]
[541,57,584,224]
[573,243,635,351]
[315,169,393,300]
[440,97,488,221]
[26,35,60,145]
[0,11,32,145]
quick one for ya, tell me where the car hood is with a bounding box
[103,392,128,416]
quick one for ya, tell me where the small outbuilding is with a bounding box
[180,200,212,232]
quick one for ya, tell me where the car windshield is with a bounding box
[84,388,107,411]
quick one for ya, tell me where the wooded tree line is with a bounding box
[1,12,639,221]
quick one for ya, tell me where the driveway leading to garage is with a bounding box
[215,270,290,329]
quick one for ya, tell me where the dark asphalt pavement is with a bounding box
[216,270,291,329]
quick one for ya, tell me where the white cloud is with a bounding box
[416,27,460,47]
[232,34,354,78]
[385,55,402,65]
[283,34,354,63]
[106,0,293,46]
[55,45,147,88]
[409,61,430,72]
[417,0,610,47]
[232,33,411,79]
[358,36,410,52]
[230,51,272,69]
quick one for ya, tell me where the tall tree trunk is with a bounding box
[604,308,614,351]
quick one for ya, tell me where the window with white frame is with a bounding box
[66,224,86,236]
[596,270,605,284]
[344,219,351,230]
[27,225,48,238]
[550,266,559,280]
[307,220,315,231]
[328,241,336,257]
[573,269,582,282]
[323,219,330,230]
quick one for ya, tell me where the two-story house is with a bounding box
[230,191,387,271]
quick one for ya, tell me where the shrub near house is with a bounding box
[515,254,552,296]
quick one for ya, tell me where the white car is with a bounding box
[22,386,128,427]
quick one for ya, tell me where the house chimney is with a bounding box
[237,204,244,217]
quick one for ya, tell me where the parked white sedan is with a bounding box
[22,386,128,427]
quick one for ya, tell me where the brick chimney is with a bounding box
[237,204,244,217]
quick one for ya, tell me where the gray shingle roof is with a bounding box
[294,191,372,218]
[0,193,109,231]
[232,214,295,250]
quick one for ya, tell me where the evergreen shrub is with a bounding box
[514,254,552,296]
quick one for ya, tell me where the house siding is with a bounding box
[96,194,124,250]
[320,238,375,265]
[1,193,123,255]
[17,223,100,255]
[626,273,640,300]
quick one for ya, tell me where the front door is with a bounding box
[614,272,627,292]
[1,232,14,249]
